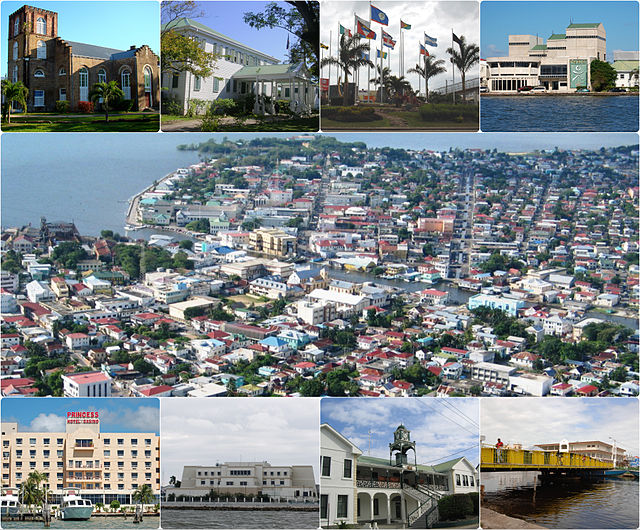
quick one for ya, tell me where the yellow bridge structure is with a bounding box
[481,446,612,473]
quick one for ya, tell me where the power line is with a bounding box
[420,444,480,464]
[416,399,478,437]
[438,399,479,429]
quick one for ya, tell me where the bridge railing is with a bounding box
[481,446,610,469]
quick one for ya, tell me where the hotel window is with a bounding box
[132,484,139,489]
[132,473,138,479]
[36,40,46,59]
[30,450,36,458]
[337,495,348,518]
[131,439,138,446]
[145,439,151,446]
[2,474,8,481]
[145,473,151,480]
[43,439,50,445]
[132,451,137,458]
[104,450,110,457]
[343,459,352,478]
[43,450,50,458]
[57,473,63,479]
[29,438,36,445]
[132,462,137,469]
[321,456,331,477]
[145,451,151,458]
[57,450,63,458]
[12,41,18,60]
[16,473,23,480]
[36,16,46,34]
[117,450,124,457]
[104,439,110,445]
[57,462,63,468]
[105,473,110,479]
[16,462,22,468]
[145,462,151,468]
[226,481,233,485]
[279,480,284,485]
[16,450,22,458]
[2,452,9,459]
[117,439,124,445]
[118,484,124,490]
[30,461,36,469]
[118,473,124,480]
[194,77,201,91]
[200,480,206,485]
[118,462,124,469]
[240,481,248,486]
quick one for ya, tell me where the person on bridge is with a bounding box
[496,438,504,463]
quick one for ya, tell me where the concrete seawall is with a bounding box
[481,507,546,529]
[162,502,318,511]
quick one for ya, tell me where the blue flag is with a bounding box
[424,33,438,47]
[370,5,389,25]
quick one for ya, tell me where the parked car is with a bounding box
[517,85,533,92]
[610,87,627,92]
[531,86,547,92]
[576,87,590,93]
[479,86,489,93]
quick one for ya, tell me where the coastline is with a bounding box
[480,507,546,529]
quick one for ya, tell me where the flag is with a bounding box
[286,34,290,49]
[453,32,463,46]
[361,51,370,60]
[419,43,429,56]
[424,33,437,47]
[339,23,352,37]
[320,43,329,50]
[377,49,388,59]
[355,15,376,39]
[370,5,389,25]
[401,20,411,30]
[382,29,396,49]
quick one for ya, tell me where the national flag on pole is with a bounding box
[424,33,437,47]
[339,23,352,37]
[286,34,290,49]
[453,32,463,46]
[377,49,388,59]
[400,20,411,30]
[361,51,370,60]
[355,15,376,39]
[320,43,329,50]
[370,5,389,25]
[382,29,396,49]
[419,43,429,56]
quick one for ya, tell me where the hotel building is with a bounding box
[482,22,606,92]
[320,424,478,528]
[1,411,160,505]
[166,461,317,501]
[535,440,628,466]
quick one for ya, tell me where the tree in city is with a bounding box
[446,35,479,102]
[161,1,217,77]
[590,59,617,91]
[320,34,373,106]
[1,80,28,123]
[110,500,121,513]
[408,55,447,102]
[243,2,320,76]
[386,75,413,106]
[370,65,392,101]
[89,81,124,122]
[133,483,155,510]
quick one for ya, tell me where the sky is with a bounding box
[160,398,319,486]
[321,398,479,467]
[1,1,160,78]
[320,1,479,93]
[163,1,294,64]
[1,398,160,434]
[481,398,639,457]
[481,1,640,59]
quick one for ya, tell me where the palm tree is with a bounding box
[408,55,447,102]
[133,483,155,513]
[1,80,29,124]
[369,65,392,101]
[446,35,479,102]
[19,471,46,515]
[386,75,413,106]
[89,80,124,122]
[320,34,374,106]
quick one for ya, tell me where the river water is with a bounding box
[0,516,158,529]
[481,96,640,132]
[160,509,318,528]
[482,472,639,529]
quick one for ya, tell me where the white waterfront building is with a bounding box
[482,22,606,92]
[166,461,317,501]
[162,18,315,115]
[320,424,478,528]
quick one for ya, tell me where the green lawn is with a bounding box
[214,116,319,132]
[2,113,160,132]
[399,111,479,130]
[320,116,394,129]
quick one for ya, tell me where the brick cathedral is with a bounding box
[7,5,160,112]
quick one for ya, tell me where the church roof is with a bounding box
[67,41,127,60]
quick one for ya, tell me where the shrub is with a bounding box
[275,99,294,115]
[162,96,184,116]
[235,94,256,115]
[77,101,94,113]
[418,103,478,123]
[437,494,474,521]
[209,98,236,116]
[200,113,220,131]
[115,99,134,112]
[186,98,210,117]
[323,106,382,122]
[467,492,479,515]
[55,100,70,113]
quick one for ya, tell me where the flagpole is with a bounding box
[329,30,332,89]
[451,28,455,104]
[368,6,372,104]
[418,47,421,97]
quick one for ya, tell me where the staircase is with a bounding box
[404,485,440,528]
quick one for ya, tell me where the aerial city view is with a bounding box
[1,0,639,529]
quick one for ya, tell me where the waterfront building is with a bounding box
[482,22,606,92]
[534,440,628,466]
[0,413,160,505]
[166,461,317,501]
[468,293,525,317]
[161,18,315,115]
[320,424,478,528]
[7,5,160,111]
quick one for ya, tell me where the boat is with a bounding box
[1,489,21,517]
[60,489,93,520]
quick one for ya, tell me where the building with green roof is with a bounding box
[320,423,478,528]
[162,17,315,116]
[483,22,607,93]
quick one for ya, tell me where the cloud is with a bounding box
[97,405,159,434]
[22,413,66,432]
[482,43,505,57]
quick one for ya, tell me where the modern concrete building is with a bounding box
[166,461,317,501]
[535,440,627,466]
[482,22,606,92]
[468,293,525,317]
[62,371,112,398]
[1,412,160,505]
[161,18,315,115]
[320,424,478,528]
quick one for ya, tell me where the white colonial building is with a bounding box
[320,424,478,528]
[162,18,315,115]
[482,22,607,92]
